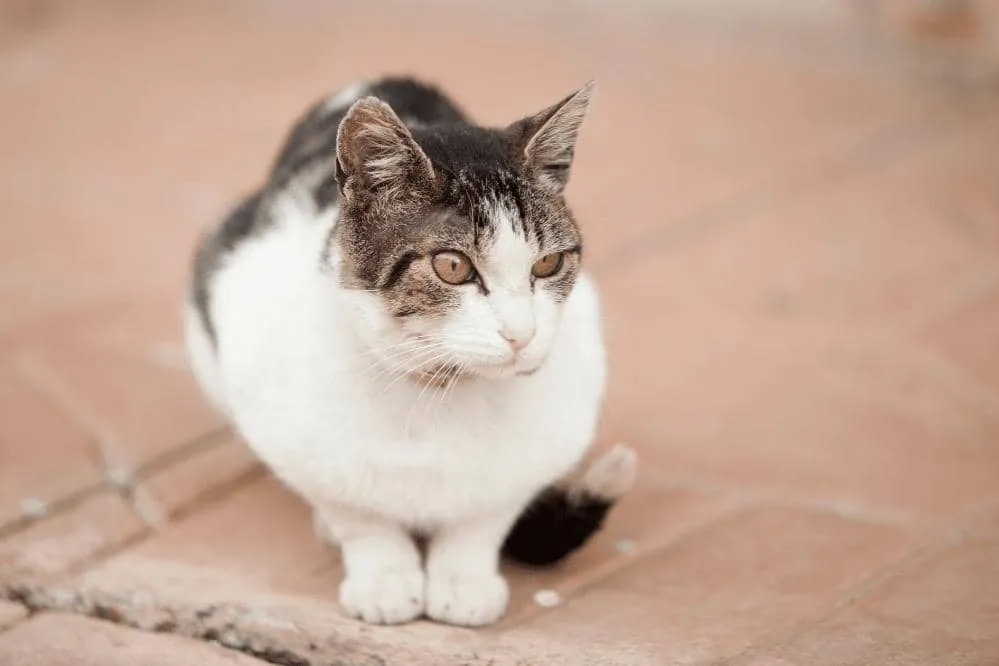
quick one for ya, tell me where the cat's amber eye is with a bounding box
[432,251,476,285]
[531,252,564,278]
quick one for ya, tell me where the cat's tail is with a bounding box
[502,444,638,567]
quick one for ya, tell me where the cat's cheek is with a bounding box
[431,291,504,361]
[449,291,498,336]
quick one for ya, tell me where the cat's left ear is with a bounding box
[508,81,595,192]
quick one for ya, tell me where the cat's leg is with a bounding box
[424,506,523,626]
[314,504,424,625]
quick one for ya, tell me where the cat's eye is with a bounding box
[432,251,476,285]
[531,252,564,278]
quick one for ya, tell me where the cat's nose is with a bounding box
[501,326,535,352]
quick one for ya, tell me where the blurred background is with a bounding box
[1,1,998,664]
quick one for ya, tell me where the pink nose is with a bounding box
[501,330,535,352]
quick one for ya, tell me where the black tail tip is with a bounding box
[502,445,638,568]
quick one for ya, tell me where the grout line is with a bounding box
[134,427,233,480]
[61,464,267,580]
[12,351,135,491]
[0,483,106,542]
[10,348,243,529]
[0,426,238,542]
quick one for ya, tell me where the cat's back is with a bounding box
[270,77,467,196]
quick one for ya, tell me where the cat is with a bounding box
[184,76,637,627]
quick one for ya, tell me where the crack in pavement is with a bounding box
[1,582,389,666]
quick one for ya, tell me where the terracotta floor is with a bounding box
[1,1,999,664]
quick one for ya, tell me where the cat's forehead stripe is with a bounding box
[482,206,536,292]
[486,197,525,238]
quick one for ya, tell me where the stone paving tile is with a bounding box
[504,506,916,665]
[0,492,145,582]
[0,600,26,632]
[739,535,999,665]
[0,365,102,530]
[0,612,270,666]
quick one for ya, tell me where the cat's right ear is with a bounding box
[335,97,435,200]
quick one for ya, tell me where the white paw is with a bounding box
[339,569,425,625]
[425,573,509,627]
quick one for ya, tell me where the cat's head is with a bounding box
[332,82,594,382]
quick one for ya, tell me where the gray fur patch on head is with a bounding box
[332,82,594,327]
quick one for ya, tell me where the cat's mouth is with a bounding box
[406,362,472,387]
[404,354,538,385]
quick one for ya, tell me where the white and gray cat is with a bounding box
[185,77,636,627]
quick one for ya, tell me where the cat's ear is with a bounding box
[335,97,435,200]
[508,81,594,192]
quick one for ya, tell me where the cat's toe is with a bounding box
[339,569,425,625]
[425,573,509,627]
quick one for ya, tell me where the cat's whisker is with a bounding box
[362,336,442,360]
[400,360,450,433]
[360,337,455,376]
[361,332,502,382]
[432,360,466,433]
[378,348,452,395]
[404,354,455,435]
[361,340,443,376]
[365,345,447,385]
[362,332,480,364]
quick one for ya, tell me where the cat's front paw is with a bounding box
[425,573,509,627]
[339,568,425,625]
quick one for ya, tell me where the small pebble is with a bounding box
[20,498,49,518]
[106,466,134,490]
[533,589,562,608]
[615,538,636,554]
